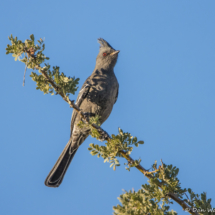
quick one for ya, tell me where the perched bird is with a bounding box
[45,38,120,187]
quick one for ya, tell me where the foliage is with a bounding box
[86,127,144,171]
[6,34,79,96]
[184,189,215,215]
[113,162,182,215]
[30,65,79,96]
[151,162,186,199]
[113,189,177,215]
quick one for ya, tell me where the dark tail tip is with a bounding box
[44,146,78,188]
[45,178,61,188]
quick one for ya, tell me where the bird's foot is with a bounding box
[98,129,110,141]
[82,112,95,121]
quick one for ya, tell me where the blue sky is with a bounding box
[1,1,215,214]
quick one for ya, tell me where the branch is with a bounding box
[6,35,201,215]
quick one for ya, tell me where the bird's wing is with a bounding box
[70,76,91,136]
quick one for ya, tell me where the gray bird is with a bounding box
[45,38,120,187]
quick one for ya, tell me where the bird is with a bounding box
[45,38,120,187]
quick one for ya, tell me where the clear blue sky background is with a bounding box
[1,1,215,214]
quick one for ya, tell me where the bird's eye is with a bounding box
[103,52,107,57]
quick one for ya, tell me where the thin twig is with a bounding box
[22,53,28,86]
[23,64,27,86]
[185,193,191,203]
[144,167,161,175]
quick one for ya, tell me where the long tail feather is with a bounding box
[45,139,77,188]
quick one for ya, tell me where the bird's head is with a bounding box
[96,38,120,70]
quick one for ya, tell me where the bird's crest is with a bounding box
[98,38,114,49]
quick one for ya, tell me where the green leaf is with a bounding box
[104,158,109,163]
[90,150,98,156]
[30,34,34,41]
[12,54,18,61]
[138,140,144,144]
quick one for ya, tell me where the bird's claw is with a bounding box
[98,129,110,141]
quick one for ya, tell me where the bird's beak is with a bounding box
[110,50,120,56]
